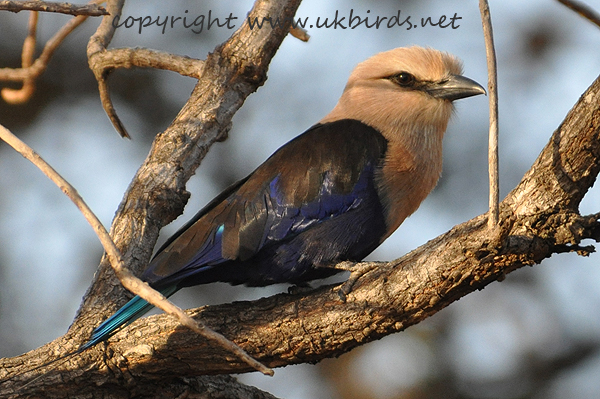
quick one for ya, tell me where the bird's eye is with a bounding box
[391,72,415,87]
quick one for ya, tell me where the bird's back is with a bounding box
[142,119,389,288]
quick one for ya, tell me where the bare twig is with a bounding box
[91,48,205,78]
[85,2,304,138]
[86,0,207,137]
[479,0,499,228]
[1,11,37,103]
[0,123,273,376]
[0,0,108,16]
[87,0,128,137]
[2,70,599,391]
[557,0,600,29]
[0,14,88,81]
[0,7,92,100]
[87,47,205,137]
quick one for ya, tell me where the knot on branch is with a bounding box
[529,211,597,246]
[239,63,266,86]
[146,184,190,227]
[492,210,599,268]
[210,45,268,88]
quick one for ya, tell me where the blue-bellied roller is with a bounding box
[81,46,485,351]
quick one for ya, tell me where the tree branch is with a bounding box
[89,47,205,79]
[1,10,37,103]
[0,0,108,16]
[87,46,205,138]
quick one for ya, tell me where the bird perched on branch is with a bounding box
[82,46,485,350]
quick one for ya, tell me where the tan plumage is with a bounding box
[321,46,484,238]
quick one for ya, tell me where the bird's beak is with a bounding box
[426,74,486,101]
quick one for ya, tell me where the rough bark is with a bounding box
[1,0,600,397]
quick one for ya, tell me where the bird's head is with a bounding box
[320,46,485,144]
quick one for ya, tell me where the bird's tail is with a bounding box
[78,284,178,352]
[0,285,179,386]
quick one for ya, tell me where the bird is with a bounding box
[81,46,485,351]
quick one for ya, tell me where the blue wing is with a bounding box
[142,119,389,287]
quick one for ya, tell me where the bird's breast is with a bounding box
[376,135,443,237]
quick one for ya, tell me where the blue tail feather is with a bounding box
[79,285,178,352]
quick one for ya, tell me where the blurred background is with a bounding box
[1,0,600,398]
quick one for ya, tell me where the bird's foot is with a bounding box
[333,261,379,302]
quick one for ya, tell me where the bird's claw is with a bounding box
[334,262,378,302]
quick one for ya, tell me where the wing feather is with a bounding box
[142,119,388,288]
